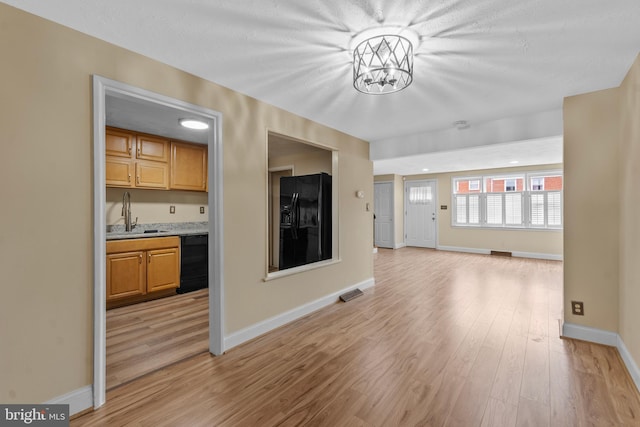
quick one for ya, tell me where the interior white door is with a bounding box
[374,182,394,248]
[405,180,437,248]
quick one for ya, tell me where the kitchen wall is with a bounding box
[105,188,208,225]
[0,3,373,408]
[268,148,333,175]
[376,164,564,257]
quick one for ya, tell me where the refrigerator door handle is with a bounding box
[292,192,299,239]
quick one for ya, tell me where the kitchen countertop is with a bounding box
[106,222,208,240]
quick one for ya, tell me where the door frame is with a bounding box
[404,179,438,248]
[373,181,395,248]
[92,76,225,408]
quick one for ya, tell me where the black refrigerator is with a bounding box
[279,172,332,270]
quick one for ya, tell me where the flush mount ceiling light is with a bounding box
[352,27,419,95]
[179,119,209,130]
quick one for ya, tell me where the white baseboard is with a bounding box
[394,243,406,249]
[45,385,93,416]
[563,323,640,393]
[372,247,378,254]
[512,251,563,261]
[437,245,490,255]
[562,322,618,346]
[224,277,375,350]
[436,245,562,261]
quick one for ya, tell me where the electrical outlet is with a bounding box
[200,206,205,214]
[571,301,584,316]
[170,206,175,214]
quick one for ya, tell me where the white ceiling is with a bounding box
[6,0,640,175]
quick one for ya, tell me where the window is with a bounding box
[531,177,544,191]
[452,171,562,229]
[409,186,432,204]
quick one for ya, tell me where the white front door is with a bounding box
[405,180,437,248]
[374,182,394,248]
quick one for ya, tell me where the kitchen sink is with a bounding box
[143,230,168,234]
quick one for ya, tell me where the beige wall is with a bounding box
[0,4,372,405]
[618,55,640,365]
[376,165,564,255]
[563,88,620,332]
[268,149,333,175]
[106,188,208,225]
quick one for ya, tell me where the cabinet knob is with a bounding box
[139,254,142,264]
[128,174,131,182]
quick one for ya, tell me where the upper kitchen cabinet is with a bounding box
[170,141,208,192]
[106,128,134,158]
[105,127,169,190]
[136,134,170,162]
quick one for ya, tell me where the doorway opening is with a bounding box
[92,76,224,408]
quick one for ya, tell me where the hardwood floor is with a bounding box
[75,248,640,426]
[106,288,209,389]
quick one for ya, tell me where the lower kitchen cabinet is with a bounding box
[106,251,146,300]
[106,236,180,308]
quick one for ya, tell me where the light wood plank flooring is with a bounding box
[75,248,640,426]
[106,289,209,389]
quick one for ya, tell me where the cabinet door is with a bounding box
[137,134,169,162]
[106,251,146,301]
[106,157,133,187]
[170,142,207,191]
[136,161,169,189]
[147,247,180,292]
[106,128,134,158]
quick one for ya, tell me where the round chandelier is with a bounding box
[352,27,418,95]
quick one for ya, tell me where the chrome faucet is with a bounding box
[121,191,137,232]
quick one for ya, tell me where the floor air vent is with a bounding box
[339,288,363,302]
[490,250,512,257]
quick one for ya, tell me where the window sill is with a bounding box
[451,225,562,232]
[263,258,342,282]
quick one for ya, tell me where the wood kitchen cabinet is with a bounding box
[106,236,180,308]
[105,127,169,190]
[106,251,146,300]
[170,141,208,191]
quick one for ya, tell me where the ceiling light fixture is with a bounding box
[179,119,209,130]
[352,27,418,95]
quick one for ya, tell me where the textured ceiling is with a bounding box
[5,0,640,174]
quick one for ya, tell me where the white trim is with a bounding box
[91,76,225,409]
[435,245,561,260]
[511,251,563,261]
[562,323,640,393]
[394,242,406,249]
[224,278,375,350]
[562,323,618,346]
[436,245,491,255]
[46,386,93,416]
[372,247,378,253]
[264,258,342,281]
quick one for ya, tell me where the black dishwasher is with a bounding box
[177,234,208,294]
